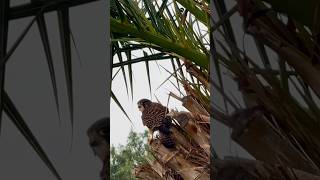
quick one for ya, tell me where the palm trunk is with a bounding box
[133,164,166,180]
[134,96,210,180]
[229,106,319,174]
[214,157,320,180]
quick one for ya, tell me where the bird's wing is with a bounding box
[153,102,169,114]
[142,102,169,129]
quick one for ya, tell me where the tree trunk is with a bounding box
[214,157,320,180]
[168,110,210,156]
[150,139,210,180]
[133,164,165,180]
[229,105,319,174]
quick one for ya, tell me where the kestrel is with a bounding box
[137,99,175,148]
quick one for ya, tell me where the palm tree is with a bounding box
[110,0,210,121]
[210,0,320,179]
[110,0,211,179]
[111,0,320,179]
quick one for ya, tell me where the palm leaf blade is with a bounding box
[35,13,61,121]
[57,8,74,131]
[111,91,132,123]
[3,91,62,180]
[0,0,9,134]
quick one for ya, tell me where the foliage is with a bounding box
[111,130,152,180]
[110,0,209,70]
[110,1,212,179]
[110,0,320,178]
[110,0,210,121]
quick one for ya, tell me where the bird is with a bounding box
[87,117,109,180]
[137,99,175,149]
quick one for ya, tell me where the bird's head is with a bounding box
[87,117,109,162]
[137,98,151,112]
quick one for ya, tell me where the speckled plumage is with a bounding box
[140,101,175,148]
[142,102,169,130]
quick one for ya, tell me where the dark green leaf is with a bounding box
[111,91,132,123]
[35,13,61,122]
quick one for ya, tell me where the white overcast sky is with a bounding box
[110,56,188,146]
[110,0,211,147]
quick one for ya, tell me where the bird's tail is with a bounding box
[160,132,175,148]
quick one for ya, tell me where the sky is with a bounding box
[110,57,188,146]
[0,0,108,179]
[110,0,202,147]
[209,0,255,159]
[109,0,212,148]
[109,0,209,147]
[0,1,258,180]
[2,1,317,179]
[109,0,252,161]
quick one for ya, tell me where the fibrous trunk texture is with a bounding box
[134,96,210,180]
[214,157,320,180]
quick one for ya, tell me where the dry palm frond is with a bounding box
[135,90,211,179]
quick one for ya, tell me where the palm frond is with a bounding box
[111,91,132,123]
[0,1,105,179]
[0,0,9,133]
[57,7,74,132]
[35,12,61,121]
[4,92,62,180]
